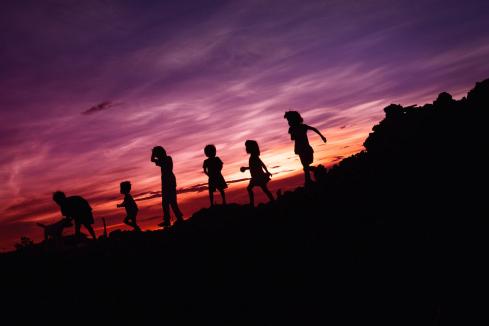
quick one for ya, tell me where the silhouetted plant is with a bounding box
[14,236,34,251]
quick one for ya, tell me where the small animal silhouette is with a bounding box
[37,218,73,241]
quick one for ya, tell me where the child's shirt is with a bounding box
[249,155,265,179]
[203,157,223,178]
[122,194,138,214]
[289,124,312,154]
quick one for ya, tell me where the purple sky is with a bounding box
[1,0,489,249]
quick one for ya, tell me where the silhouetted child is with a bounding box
[52,191,97,240]
[151,146,184,228]
[203,144,227,206]
[284,111,327,185]
[240,140,274,207]
[117,181,141,231]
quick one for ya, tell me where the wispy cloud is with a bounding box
[82,101,120,115]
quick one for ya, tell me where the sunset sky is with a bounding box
[1,0,489,250]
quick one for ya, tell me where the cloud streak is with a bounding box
[82,101,120,115]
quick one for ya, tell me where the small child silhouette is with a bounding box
[203,144,227,206]
[117,181,141,232]
[284,111,327,185]
[240,140,274,207]
[151,146,184,228]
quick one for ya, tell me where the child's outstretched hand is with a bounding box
[321,136,327,143]
[240,167,246,173]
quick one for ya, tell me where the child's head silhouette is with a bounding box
[245,140,260,156]
[52,191,66,204]
[152,146,166,158]
[204,144,216,158]
[120,181,132,194]
[284,111,303,126]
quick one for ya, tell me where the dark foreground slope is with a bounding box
[1,80,488,325]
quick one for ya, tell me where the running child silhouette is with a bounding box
[117,181,141,231]
[203,144,227,206]
[284,111,327,185]
[240,140,274,207]
[151,146,184,228]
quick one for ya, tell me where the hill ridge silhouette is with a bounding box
[1,78,488,325]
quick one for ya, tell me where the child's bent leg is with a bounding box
[84,223,97,240]
[209,189,214,206]
[300,152,313,186]
[123,216,131,226]
[247,184,255,207]
[162,199,171,226]
[261,185,275,202]
[170,196,184,222]
[132,213,141,231]
[219,188,226,205]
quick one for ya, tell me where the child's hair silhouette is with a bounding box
[284,111,303,125]
[120,181,131,192]
[245,140,260,156]
[241,140,274,207]
[203,144,227,206]
[284,110,327,185]
[152,146,166,158]
[117,181,141,231]
[204,144,216,157]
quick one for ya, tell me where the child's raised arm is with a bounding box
[307,125,327,142]
[151,153,162,166]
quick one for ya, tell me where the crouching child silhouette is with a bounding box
[117,181,141,231]
[240,140,274,207]
[52,191,97,240]
[284,111,327,185]
[151,146,184,228]
[203,144,227,206]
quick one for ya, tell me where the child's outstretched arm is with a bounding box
[117,199,126,208]
[307,125,327,142]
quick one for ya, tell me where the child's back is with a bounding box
[289,124,312,154]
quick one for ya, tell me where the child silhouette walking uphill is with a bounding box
[117,181,141,231]
[52,191,97,240]
[284,111,327,185]
[203,144,227,206]
[240,140,274,207]
[151,146,184,228]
